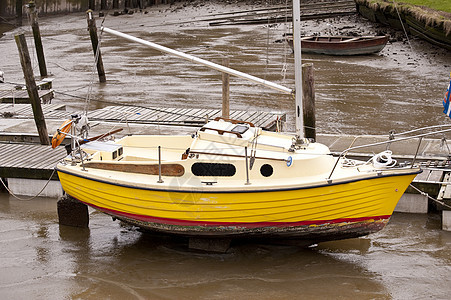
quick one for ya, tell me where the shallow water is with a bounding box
[0,194,450,299]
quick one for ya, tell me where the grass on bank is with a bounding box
[357,0,451,35]
[394,0,451,14]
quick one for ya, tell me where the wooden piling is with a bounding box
[100,0,107,10]
[86,10,106,83]
[113,0,119,9]
[302,63,316,141]
[222,57,230,119]
[16,0,23,26]
[0,1,6,17]
[57,195,89,228]
[15,33,50,146]
[88,0,95,11]
[27,1,47,78]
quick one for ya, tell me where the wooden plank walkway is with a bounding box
[0,143,66,180]
[0,104,285,130]
[0,90,54,104]
[0,103,66,117]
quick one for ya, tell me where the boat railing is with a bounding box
[327,127,451,181]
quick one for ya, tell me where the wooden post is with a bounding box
[222,57,230,119]
[302,63,316,141]
[113,0,119,9]
[0,1,6,17]
[86,10,106,83]
[100,0,107,10]
[15,33,50,146]
[88,0,95,10]
[57,195,89,228]
[27,1,47,77]
[16,0,23,26]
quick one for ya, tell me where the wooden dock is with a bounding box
[0,104,286,130]
[0,143,66,180]
[209,0,356,26]
[0,89,54,104]
[0,79,55,104]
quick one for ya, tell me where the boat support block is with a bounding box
[57,195,89,228]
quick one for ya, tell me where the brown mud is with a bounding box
[0,1,450,136]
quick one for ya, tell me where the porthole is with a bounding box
[191,163,236,177]
[260,164,273,177]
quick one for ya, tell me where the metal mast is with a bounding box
[293,0,304,139]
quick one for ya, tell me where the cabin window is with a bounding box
[231,125,249,135]
[260,164,273,177]
[112,150,117,159]
[118,147,123,156]
[191,163,236,177]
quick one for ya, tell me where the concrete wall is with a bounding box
[7,178,64,198]
[443,211,451,231]
[395,193,428,214]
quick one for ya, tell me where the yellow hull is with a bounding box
[57,170,417,239]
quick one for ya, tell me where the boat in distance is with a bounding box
[56,117,420,243]
[285,34,390,55]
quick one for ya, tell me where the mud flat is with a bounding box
[355,0,451,50]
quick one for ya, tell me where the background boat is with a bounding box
[285,34,389,55]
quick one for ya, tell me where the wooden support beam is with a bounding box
[16,0,23,26]
[27,1,47,77]
[88,0,95,11]
[15,33,50,146]
[58,195,89,228]
[302,63,316,141]
[86,10,106,83]
[100,0,107,10]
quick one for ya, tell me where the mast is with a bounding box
[292,0,304,139]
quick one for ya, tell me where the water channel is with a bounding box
[0,2,450,298]
[0,193,450,299]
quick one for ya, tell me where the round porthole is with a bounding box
[260,164,273,177]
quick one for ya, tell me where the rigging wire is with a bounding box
[281,0,289,81]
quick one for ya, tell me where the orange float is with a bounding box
[51,119,72,149]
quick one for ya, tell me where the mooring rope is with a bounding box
[0,168,56,201]
[409,183,451,210]
[392,0,414,52]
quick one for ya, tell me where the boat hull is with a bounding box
[287,35,389,56]
[57,169,417,241]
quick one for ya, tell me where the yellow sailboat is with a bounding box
[56,0,420,244]
[56,116,419,241]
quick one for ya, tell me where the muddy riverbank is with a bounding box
[1,2,451,298]
[0,1,450,137]
[355,0,451,50]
